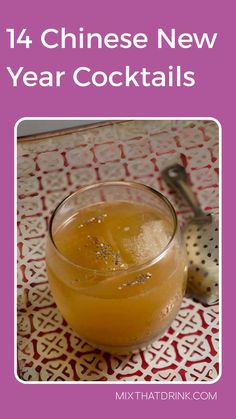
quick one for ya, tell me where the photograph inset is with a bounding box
[17,119,220,382]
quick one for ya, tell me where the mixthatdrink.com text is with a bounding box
[115,391,217,401]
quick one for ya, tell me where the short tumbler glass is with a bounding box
[46,181,187,353]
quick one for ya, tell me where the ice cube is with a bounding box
[123,220,171,263]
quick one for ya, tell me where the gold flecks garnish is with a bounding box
[108,263,128,272]
[118,272,152,290]
[87,235,125,270]
[78,214,107,229]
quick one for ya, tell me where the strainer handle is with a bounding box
[162,164,206,218]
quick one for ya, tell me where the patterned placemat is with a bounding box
[17,119,219,382]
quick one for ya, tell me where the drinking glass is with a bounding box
[46,181,187,353]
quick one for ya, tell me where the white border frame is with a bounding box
[14,117,222,385]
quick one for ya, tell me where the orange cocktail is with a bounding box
[46,181,187,353]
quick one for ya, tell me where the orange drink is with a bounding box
[46,181,187,353]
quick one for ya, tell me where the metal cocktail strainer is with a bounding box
[162,164,219,305]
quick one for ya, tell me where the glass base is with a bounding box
[78,331,165,355]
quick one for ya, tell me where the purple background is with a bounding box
[0,0,233,417]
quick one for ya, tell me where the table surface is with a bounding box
[17,119,220,382]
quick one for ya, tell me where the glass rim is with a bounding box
[48,180,178,276]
